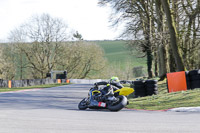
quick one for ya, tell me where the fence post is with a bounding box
[66,79,70,83]
[8,80,12,88]
[57,79,61,83]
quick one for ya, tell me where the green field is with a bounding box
[94,40,147,69]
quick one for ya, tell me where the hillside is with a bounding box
[94,40,147,69]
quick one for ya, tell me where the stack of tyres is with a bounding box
[145,80,158,96]
[185,71,191,90]
[189,69,200,89]
[132,80,146,97]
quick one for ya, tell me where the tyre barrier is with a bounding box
[145,80,158,96]
[191,80,200,89]
[132,80,146,98]
[185,71,191,90]
[188,69,200,90]
[131,80,158,98]
[120,80,132,84]
[188,69,200,76]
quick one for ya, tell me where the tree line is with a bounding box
[98,0,200,80]
[0,14,106,80]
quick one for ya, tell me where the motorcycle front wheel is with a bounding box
[107,95,127,111]
[78,98,88,110]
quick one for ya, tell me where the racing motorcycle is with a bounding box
[78,85,134,111]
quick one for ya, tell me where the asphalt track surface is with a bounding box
[0,84,200,133]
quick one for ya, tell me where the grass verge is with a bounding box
[127,80,200,110]
[0,83,70,92]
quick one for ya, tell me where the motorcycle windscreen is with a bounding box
[115,87,134,96]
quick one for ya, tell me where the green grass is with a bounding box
[0,83,69,92]
[127,80,200,110]
[94,40,146,69]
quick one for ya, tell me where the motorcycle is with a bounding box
[78,85,134,111]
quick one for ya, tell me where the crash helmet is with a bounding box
[110,76,120,84]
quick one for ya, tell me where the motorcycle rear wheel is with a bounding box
[107,95,127,111]
[78,98,88,110]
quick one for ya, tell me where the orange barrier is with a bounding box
[57,79,61,83]
[167,71,187,93]
[8,80,12,88]
[66,79,70,83]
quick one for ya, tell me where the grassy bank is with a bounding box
[0,83,69,92]
[95,40,146,69]
[127,80,200,110]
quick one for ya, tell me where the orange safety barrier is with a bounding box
[66,79,70,83]
[57,79,61,83]
[167,71,187,93]
[8,80,12,88]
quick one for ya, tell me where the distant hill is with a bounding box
[94,40,147,70]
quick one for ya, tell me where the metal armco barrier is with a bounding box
[0,79,62,88]
[0,79,106,88]
[0,79,132,88]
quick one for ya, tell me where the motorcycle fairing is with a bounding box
[114,87,134,96]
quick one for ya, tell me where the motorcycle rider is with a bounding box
[94,76,123,95]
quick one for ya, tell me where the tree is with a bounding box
[154,0,168,79]
[8,13,107,79]
[179,0,200,69]
[73,31,83,41]
[8,29,29,79]
[98,0,155,78]
[0,44,16,79]
[9,14,72,78]
[161,0,185,71]
[56,41,107,79]
[99,0,200,80]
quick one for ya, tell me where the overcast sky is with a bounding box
[0,0,123,41]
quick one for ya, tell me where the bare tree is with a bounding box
[8,28,29,79]
[9,14,72,78]
[99,0,200,80]
[57,41,107,79]
[178,0,200,69]
[99,0,157,78]
[0,44,16,79]
[161,0,185,71]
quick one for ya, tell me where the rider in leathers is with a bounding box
[94,77,123,95]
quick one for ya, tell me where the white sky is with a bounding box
[0,0,122,41]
